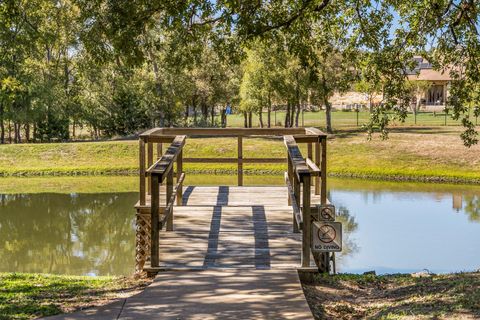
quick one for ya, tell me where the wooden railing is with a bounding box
[284,133,328,269]
[141,135,186,268]
[139,127,324,187]
[137,127,328,271]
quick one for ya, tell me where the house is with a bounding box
[406,56,452,111]
[330,56,453,111]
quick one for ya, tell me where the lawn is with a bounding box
[302,272,480,320]
[0,127,479,183]
[0,273,149,320]
[217,110,477,130]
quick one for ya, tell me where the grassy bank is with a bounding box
[0,273,149,320]
[0,127,479,183]
[302,272,480,320]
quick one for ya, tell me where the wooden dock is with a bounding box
[147,186,321,270]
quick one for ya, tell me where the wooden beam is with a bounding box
[139,139,146,206]
[321,137,327,204]
[284,172,303,231]
[238,136,243,186]
[284,135,310,181]
[315,141,321,195]
[150,174,160,267]
[176,150,183,206]
[183,157,285,163]
[156,127,307,137]
[147,135,186,182]
[306,158,320,176]
[305,127,327,137]
[147,142,153,195]
[166,170,173,231]
[302,175,311,268]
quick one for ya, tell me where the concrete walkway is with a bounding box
[46,269,313,319]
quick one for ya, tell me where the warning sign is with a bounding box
[318,204,335,221]
[312,221,342,252]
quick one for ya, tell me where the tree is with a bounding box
[406,80,431,115]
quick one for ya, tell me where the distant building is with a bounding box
[406,56,452,111]
[330,56,453,111]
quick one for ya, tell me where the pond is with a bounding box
[0,176,479,276]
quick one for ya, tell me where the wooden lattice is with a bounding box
[135,212,151,273]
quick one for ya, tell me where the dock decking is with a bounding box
[143,186,320,270]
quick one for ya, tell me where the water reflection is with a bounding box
[0,193,137,276]
[0,177,479,276]
[333,184,480,274]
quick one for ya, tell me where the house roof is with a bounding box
[406,56,452,81]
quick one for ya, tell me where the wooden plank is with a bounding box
[284,135,310,180]
[183,157,285,164]
[153,127,307,137]
[238,136,243,186]
[321,137,327,204]
[147,135,186,181]
[166,170,173,231]
[150,175,160,267]
[176,150,183,206]
[302,176,311,268]
[147,142,153,195]
[305,127,327,137]
[284,172,302,231]
[306,158,320,176]
[315,141,320,195]
[139,128,163,138]
[139,139,146,205]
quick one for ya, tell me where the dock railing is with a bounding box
[135,127,329,273]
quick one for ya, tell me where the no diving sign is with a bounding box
[312,221,342,252]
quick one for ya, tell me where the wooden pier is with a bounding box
[134,127,332,274]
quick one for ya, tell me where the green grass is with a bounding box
[218,110,477,129]
[0,273,148,320]
[1,129,479,183]
[303,272,480,320]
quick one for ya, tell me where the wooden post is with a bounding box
[166,170,174,231]
[287,154,292,206]
[315,141,320,195]
[302,175,311,267]
[157,143,162,159]
[147,142,153,195]
[176,150,183,206]
[307,142,314,185]
[150,174,159,267]
[238,136,243,186]
[293,176,300,233]
[320,137,327,204]
[139,139,146,206]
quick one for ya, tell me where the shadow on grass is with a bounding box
[302,272,480,320]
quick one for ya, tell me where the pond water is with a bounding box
[0,176,479,276]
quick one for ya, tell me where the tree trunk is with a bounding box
[0,104,4,144]
[243,111,248,128]
[211,106,215,126]
[192,96,197,124]
[267,94,272,128]
[285,103,290,128]
[295,103,300,127]
[289,102,295,127]
[25,124,30,142]
[14,122,21,143]
[258,107,264,128]
[8,121,12,144]
[221,107,227,128]
[325,99,333,133]
[248,112,252,128]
